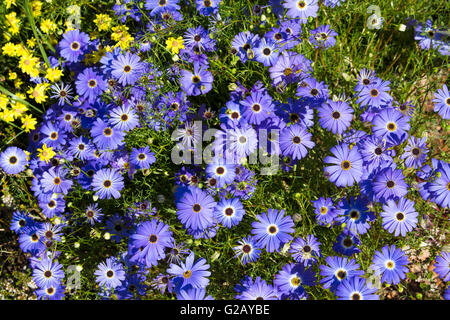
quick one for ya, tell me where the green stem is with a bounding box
[24,0,50,68]
[0,84,43,114]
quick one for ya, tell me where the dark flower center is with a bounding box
[31,234,39,242]
[337,270,347,280]
[192,204,202,212]
[256,296,264,300]
[114,224,122,232]
[374,147,383,155]
[216,167,225,175]
[349,210,359,219]
[239,136,247,144]
[64,114,72,121]
[362,78,370,85]
[231,111,240,119]
[86,210,94,218]
[263,48,271,55]
[203,0,211,7]
[351,293,361,300]
[159,0,166,6]
[123,65,131,73]
[192,75,201,83]
[45,231,53,239]
[53,177,61,185]
[138,153,146,160]
[446,98,450,105]
[194,34,201,42]
[78,143,85,151]
[103,180,112,188]
[243,43,251,51]
[149,235,158,243]
[225,207,234,216]
[252,104,261,112]
[103,128,113,136]
[289,113,299,122]
[310,88,319,96]
[88,79,97,88]
[47,287,55,294]
[48,200,56,208]
[71,42,80,50]
[162,276,169,284]
[386,180,395,188]
[44,270,52,278]
[106,270,114,278]
[268,225,278,234]
[332,111,341,119]
[9,156,17,164]
[50,132,58,140]
[121,114,129,121]
[412,148,420,156]
[208,178,217,186]
[292,136,301,144]
[274,33,282,40]
[230,48,238,55]
[242,244,252,253]
[19,219,26,227]
[370,89,379,97]
[298,1,306,8]
[341,160,351,170]
[396,212,405,221]
[387,122,396,131]
[343,238,353,247]
[303,245,311,253]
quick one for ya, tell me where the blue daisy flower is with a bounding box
[214,197,245,228]
[91,168,124,200]
[370,245,409,285]
[233,236,261,265]
[289,235,321,266]
[323,143,364,187]
[0,146,28,174]
[167,252,211,291]
[176,187,217,231]
[94,257,126,289]
[320,256,364,292]
[251,208,295,253]
[380,198,418,237]
[32,258,65,289]
[335,277,379,300]
[274,263,316,299]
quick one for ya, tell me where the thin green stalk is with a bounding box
[0,84,43,114]
[24,0,50,68]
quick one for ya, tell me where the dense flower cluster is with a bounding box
[0,0,449,301]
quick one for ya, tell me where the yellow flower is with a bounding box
[11,99,28,118]
[0,108,15,122]
[14,44,29,57]
[8,71,17,80]
[40,19,57,34]
[0,94,9,110]
[111,25,129,42]
[5,0,16,9]
[19,53,40,76]
[166,36,185,54]
[32,0,43,17]
[27,83,49,104]
[94,14,112,32]
[37,143,56,163]
[14,78,23,89]
[116,34,134,50]
[5,12,20,35]
[20,114,37,132]
[2,42,16,57]
[27,38,36,49]
[45,67,63,82]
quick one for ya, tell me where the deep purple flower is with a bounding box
[59,29,90,62]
